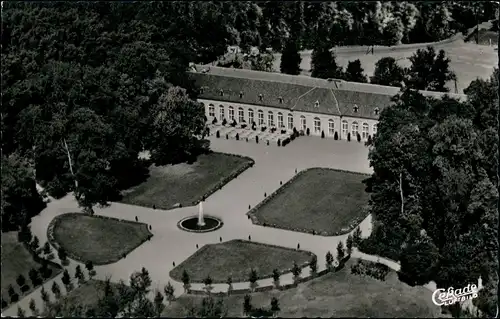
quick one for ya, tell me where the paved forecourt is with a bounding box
[2,135,373,316]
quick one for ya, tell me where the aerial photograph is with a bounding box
[1,1,498,318]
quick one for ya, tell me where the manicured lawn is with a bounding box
[169,240,314,283]
[1,232,62,306]
[51,213,152,265]
[164,258,444,318]
[120,152,254,209]
[251,168,370,235]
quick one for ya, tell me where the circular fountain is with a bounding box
[177,201,223,233]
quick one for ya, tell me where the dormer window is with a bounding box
[353,105,359,113]
[219,89,224,96]
[278,96,283,104]
[239,91,243,98]
[314,100,319,108]
[259,94,263,101]
[374,107,379,116]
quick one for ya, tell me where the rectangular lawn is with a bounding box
[164,258,444,318]
[1,232,62,305]
[120,152,253,209]
[252,168,370,235]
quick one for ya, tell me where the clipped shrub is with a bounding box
[266,140,269,145]
[216,130,220,138]
[334,131,339,140]
[277,139,281,146]
[226,134,229,140]
[241,124,247,129]
[256,136,259,144]
[321,130,325,138]
[236,133,239,141]
[357,133,361,142]
[261,126,266,132]
[231,119,237,127]
[347,133,351,141]
[212,117,217,125]
[306,128,310,136]
[222,118,227,126]
[299,130,305,136]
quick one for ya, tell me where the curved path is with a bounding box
[3,136,392,316]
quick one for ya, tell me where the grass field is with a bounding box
[120,152,253,210]
[273,39,496,93]
[169,240,314,283]
[1,232,62,305]
[164,258,443,318]
[52,214,152,265]
[252,168,369,235]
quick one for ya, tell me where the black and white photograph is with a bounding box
[1,1,499,318]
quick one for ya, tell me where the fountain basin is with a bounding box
[177,215,223,233]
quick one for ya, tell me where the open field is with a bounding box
[164,258,444,318]
[273,39,497,93]
[121,152,253,210]
[51,214,151,265]
[251,168,369,235]
[170,240,314,283]
[1,232,62,306]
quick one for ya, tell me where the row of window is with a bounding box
[208,104,377,138]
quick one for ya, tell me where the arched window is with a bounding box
[362,123,369,139]
[300,115,306,131]
[238,107,244,123]
[258,110,264,125]
[314,117,321,134]
[351,121,359,138]
[373,123,378,135]
[228,106,235,121]
[219,105,225,121]
[248,109,254,124]
[208,104,215,118]
[328,119,335,136]
[342,120,348,138]
[268,111,274,127]
[288,113,294,130]
[277,112,284,128]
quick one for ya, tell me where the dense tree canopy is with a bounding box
[343,60,368,83]
[362,69,499,316]
[371,57,406,87]
[310,45,343,79]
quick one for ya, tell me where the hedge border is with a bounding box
[213,124,295,147]
[186,254,351,295]
[189,153,255,208]
[47,212,154,266]
[2,239,64,309]
[170,239,316,284]
[247,168,371,236]
[177,215,224,233]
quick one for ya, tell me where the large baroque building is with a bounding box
[189,65,467,141]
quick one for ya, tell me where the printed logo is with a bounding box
[432,284,479,306]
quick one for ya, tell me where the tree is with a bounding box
[29,298,38,316]
[61,269,71,288]
[40,286,49,304]
[226,276,233,295]
[400,235,440,286]
[243,294,252,316]
[353,227,362,245]
[74,265,84,283]
[371,57,406,87]
[148,87,209,166]
[272,268,280,288]
[164,282,175,304]
[28,268,41,287]
[405,46,456,92]
[343,59,368,83]
[291,261,302,283]
[154,289,165,316]
[51,281,61,299]
[17,306,26,318]
[129,267,152,299]
[336,241,345,263]
[309,255,318,275]
[310,44,343,79]
[58,247,67,261]
[181,270,190,293]
[43,242,51,255]
[326,251,334,270]
[203,275,213,294]
[193,296,227,318]
[280,39,301,75]
[16,274,26,288]
[30,235,40,251]
[248,268,258,291]
[346,234,354,255]
[270,297,280,317]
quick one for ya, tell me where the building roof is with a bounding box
[188,65,467,120]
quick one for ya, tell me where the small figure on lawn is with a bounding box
[173,262,176,267]
[135,216,138,222]
[220,237,222,242]
[297,243,300,250]
[248,235,252,241]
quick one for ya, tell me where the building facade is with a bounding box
[189,65,466,141]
